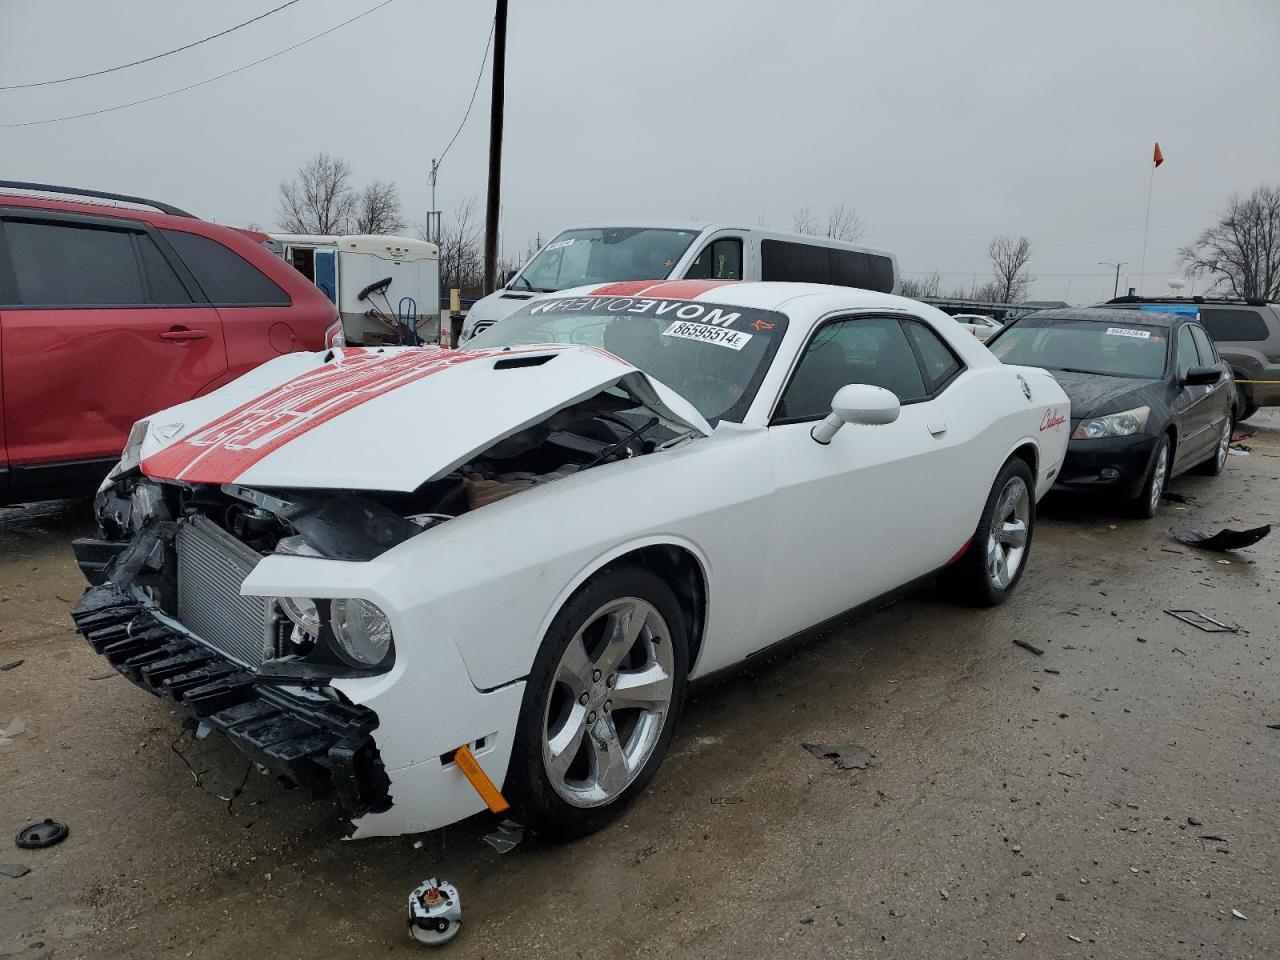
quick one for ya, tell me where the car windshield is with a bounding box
[989,319,1167,378]
[511,227,699,293]
[466,294,789,424]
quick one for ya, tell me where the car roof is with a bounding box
[1017,306,1188,328]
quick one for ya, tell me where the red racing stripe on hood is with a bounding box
[141,346,547,484]
[588,280,668,297]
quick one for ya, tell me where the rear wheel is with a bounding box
[1131,434,1170,519]
[504,565,688,840]
[943,457,1035,607]
[1239,402,1258,423]
[1193,416,1232,476]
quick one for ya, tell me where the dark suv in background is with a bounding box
[1102,296,1280,421]
[0,181,338,506]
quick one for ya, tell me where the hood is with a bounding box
[139,345,711,492]
[1049,370,1157,419]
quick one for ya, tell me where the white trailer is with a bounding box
[268,233,441,345]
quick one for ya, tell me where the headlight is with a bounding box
[273,537,323,640]
[1072,405,1150,440]
[330,598,393,666]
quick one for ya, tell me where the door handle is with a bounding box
[927,419,948,436]
[160,328,207,341]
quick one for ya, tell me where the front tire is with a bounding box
[944,457,1035,607]
[1131,434,1170,519]
[504,565,689,840]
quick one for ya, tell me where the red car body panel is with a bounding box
[0,192,337,502]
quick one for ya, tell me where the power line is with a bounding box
[0,0,303,91]
[435,18,496,171]
[1,0,397,128]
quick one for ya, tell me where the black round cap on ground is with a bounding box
[15,819,68,849]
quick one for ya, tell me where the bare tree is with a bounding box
[421,197,485,298]
[276,153,356,234]
[987,235,1033,303]
[355,180,404,234]
[826,203,865,241]
[1180,184,1280,300]
[791,206,818,235]
[899,272,942,299]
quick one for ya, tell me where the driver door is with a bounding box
[761,314,963,642]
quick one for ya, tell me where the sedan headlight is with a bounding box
[1072,405,1150,440]
[330,598,394,666]
[277,596,323,639]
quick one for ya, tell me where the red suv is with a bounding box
[0,181,338,506]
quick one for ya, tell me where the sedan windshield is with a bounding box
[989,320,1167,378]
[466,295,788,424]
[511,227,699,293]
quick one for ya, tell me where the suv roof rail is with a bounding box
[1106,294,1271,307]
[0,180,195,218]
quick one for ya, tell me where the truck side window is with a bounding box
[684,237,742,280]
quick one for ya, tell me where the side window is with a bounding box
[1176,325,1199,379]
[760,240,830,284]
[1199,308,1268,342]
[136,234,193,304]
[5,219,145,306]
[684,237,743,280]
[776,316,927,422]
[1190,325,1218,365]
[904,319,963,390]
[161,229,290,306]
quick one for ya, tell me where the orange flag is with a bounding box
[1153,142,1164,168]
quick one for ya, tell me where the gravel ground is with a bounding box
[2,412,1278,959]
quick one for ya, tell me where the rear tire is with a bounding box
[1239,402,1258,423]
[1130,434,1170,519]
[1193,416,1232,476]
[504,565,689,841]
[943,457,1035,607]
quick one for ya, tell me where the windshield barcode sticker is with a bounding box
[662,320,753,351]
[1106,327,1151,339]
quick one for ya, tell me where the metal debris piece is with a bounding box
[0,717,25,745]
[1012,639,1045,656]
[407,878,462,946]
[15,819,68,849]
[1198,834,1229,843]
[0,864,30,878]
[1232,909,1248,920]
[1266,723,1280,730]
[1172,524,1271,551]
[802,742,876,770]
[481,818,524,854]
[1068,934,1083,943]
[0,659,23,671]
[709,796,744,805]
[1164,609,1238,633]
[1043,667,1061,675]
[1016,932,1027,943]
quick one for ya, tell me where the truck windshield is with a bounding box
[467,295,788,425]
[512,228,699,293]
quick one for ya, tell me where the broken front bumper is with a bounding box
[70,582,391,815]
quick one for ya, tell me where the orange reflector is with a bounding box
[453,744,510,814]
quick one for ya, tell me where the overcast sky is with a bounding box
[3,0,1278,303]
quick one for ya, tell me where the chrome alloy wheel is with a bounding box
[1215,419,1231,470]
[986,475,1031,590]
[542,598,675,807]
[1149,441,1170,513]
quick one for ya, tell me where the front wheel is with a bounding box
[504,565,688,840]
[943,457,1035,607]
[1130,434,1170,519]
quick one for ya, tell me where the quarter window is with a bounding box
[684,237,743,280]
[904,319,963,390]
[162,229,289,306]
[777,316,927,421]
[1199,308,1268,342]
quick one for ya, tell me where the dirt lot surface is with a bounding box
[3,414,1278,959]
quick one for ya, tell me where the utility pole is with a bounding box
[427,158,440,245]
[1098,261,1126,299]
[483,0,508,294]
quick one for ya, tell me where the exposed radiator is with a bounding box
[175,516,269,668]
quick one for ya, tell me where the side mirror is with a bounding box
[1183,365,1222,387]
[811,384,901,444]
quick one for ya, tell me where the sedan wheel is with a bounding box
[985,476,1030,590]
[506,565,688,839]
[542,598,675,808]
[942,456,1036,607]
[1194,417,1231,477]
[1132,435,1170,519]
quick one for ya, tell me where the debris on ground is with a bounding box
[1172,524,1271,551]
[1164,609,1238,633]
[1068,934,1083,943]
[802,742,876,770]
[407,878,462,946]
[1187,817,1203,826]
[15,819,68,849]
[1266,723,1280,730]
[709,796,744,805]
[1232,909,1248,920]
[0,659,23,671]
[1162,491,1196,505]
[1016,932,1027,943]
[482,818,524,854]
[1043,667,1061,675]
[0,864,31,878]
[1012,639,1045,656]
[0,717,25,745]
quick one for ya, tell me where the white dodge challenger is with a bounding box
[72,280,1069,840]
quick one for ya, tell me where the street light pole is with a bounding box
[483,0,508,294]
[1098,261,1126,300]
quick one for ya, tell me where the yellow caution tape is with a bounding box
[453,744,511,814]
[1234,379,1280,385]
